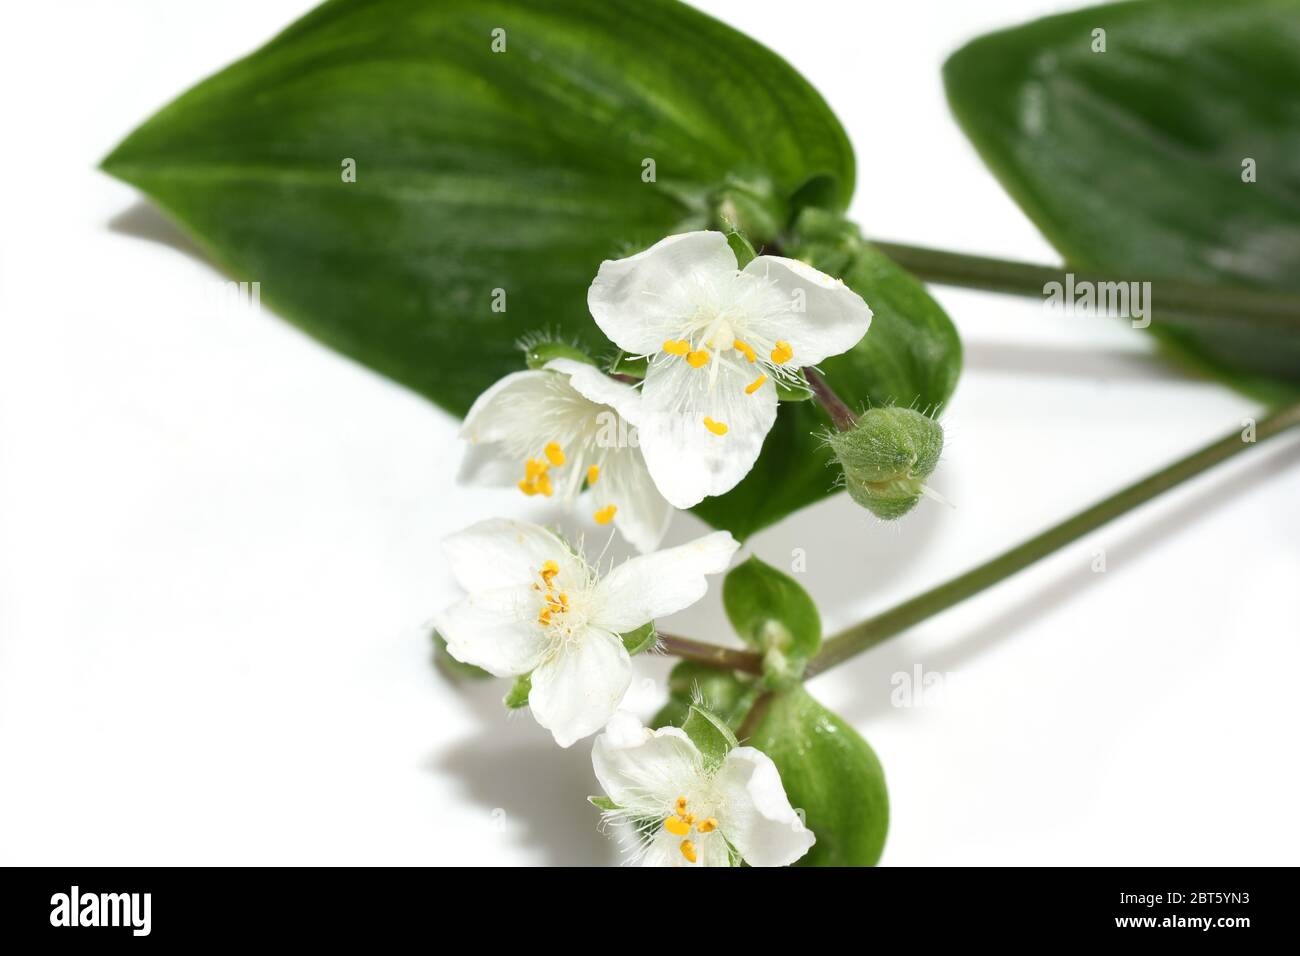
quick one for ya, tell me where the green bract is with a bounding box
[723,555,821,679]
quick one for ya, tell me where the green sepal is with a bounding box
[588,795,619,812]
[725,229,758,269]
[619,622,658,656]
[503,674,532,709]
[609,351,648,380]
[680,704,738,771]
[522,340,597,371]
[651,661,760,733]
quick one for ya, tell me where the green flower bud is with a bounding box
[827,407,944,520]
[709,175,784,246]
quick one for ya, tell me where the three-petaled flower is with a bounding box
[436,519,739,747]
[592,712,815,866]
[587,231,873,508]
[459,358,671,553]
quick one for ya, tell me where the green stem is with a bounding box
[870,240,1300,332]
[806,400,1300,676]
[658,632,761,674]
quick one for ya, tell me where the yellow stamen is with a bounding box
[537,608,552,626]
[703,417,728,436]
[540,560,560,585]
[586,464,600,486]
[696,817,718,833]
[557,593,569,608]
[679,840,698,864]
[593,504,617,525]
[544,442,565,466]
[663,339,690,356]
[686,349,710,369]
[664,816,691,836]
[536,473,553,497]
[517,479,539,497]
[734,339,756,363]
[675,797,688,816]
[744,373,768,395]
[771,340,794,364]
[525,458,548,480]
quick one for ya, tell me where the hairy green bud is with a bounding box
[519,333,597,370]
[827,407,944,520]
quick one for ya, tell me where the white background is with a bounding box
[2,0,1297,866]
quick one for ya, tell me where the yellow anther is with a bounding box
[537,608,552,626]
[535,473,553,497]
[663,339,690,356]
[593,504,618,525]
[686,349,710,368]
[518,479,539,497]
[703,417,728,436]
[675,797,688,816]
[682,813,695,825]
[679,840,698,864]
[540,560,560,585]
[696,817,718,833]
[586,464,600,486]
[558,593,569,608]
[544,442,565,466]
[744,373,768,395]
[771,340,794,364]
[664,816,691,837]
[734,339,756,363]
[525,458,549,480]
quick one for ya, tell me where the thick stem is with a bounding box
[806,400,1300,676]
[657,632,761,674]
[803,367,857,431]
[870,240,1300,332]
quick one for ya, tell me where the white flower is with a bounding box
[459,358,672,553]
[592,712,815,867]
[436,519,739,747]
[587,231,872,509]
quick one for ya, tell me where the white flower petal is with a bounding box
[441,518,584,594]
[592,711,704,813]
[587,232,738,355]
[434,587,548,678]
[545,357,644,428]
[637,355,778,509]
[528,628,631,748]
[742,255,872,366]
[459,369,554,446]
[591,446,672,554]
[592,531,738,633]
[714,746,816,867]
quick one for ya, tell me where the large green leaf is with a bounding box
[749,686,889,867]
[104,0,959,536]
[944,0,1300,398]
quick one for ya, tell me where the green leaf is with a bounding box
[102,0,852,419]
[651,661,760,732]
[749,686,888,867]
[944,0,1300,399]
[722,555,821,661]
[503,673,531,709]
[680,704,738,770]
[619,622,658,656]
[693,210,962,537]
[103,0,960,539]
[432,630,490,683]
